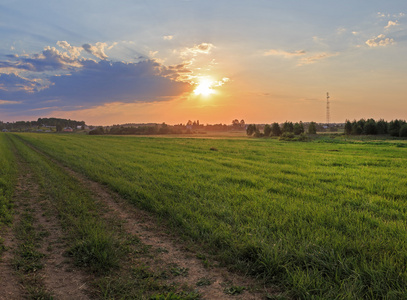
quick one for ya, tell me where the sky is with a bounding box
[1,0,407,125]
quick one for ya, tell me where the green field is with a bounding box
[0,134,16,231]
[3,133,407,299]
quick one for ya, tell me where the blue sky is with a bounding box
[1,0,407,125]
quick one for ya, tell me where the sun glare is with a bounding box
[194,79,215,96]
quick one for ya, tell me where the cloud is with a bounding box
[181,43,215,57]
[0,73,43,92]
[163,35,173,40]
[264,49,306,57]
[298,52,338,66]
[384,20,399,29]
[0,46,81,72]
[56,41,83,58]
[0,99,21,105]
[365,34,395,47]
[0,46,193,116]
[264,48,336,66]
[82,42,109,60]
[337,27,347,35]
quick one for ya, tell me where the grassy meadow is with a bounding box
[5,132,407,299]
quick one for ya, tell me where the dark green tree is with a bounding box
[293,122,304,135]
[363,119,377,135]
[308,122,317,134]
[264,124,272,136]
[282,121,294,133]
[376,119,388,134]
[351,120,363,135]
[344,120,352,135]
[389,119,403,136]
[271,122,282,136]
[399,124,407,137]
[246,124,257,136]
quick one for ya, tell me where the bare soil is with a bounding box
[0,155,92,299]
[0,225,23,300]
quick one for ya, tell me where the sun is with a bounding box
[193,79,215,96]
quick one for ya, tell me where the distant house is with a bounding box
[2,129,8,132]
[63,127,73,132]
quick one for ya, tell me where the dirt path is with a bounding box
[3,154,92,299]
[59,161,275,299]
[0,225,23,300]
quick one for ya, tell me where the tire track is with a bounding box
[10,146,92,299]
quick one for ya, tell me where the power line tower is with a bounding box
[326,92,330,126]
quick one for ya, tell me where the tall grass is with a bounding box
[0,134,16,235]
[14,133,407,298]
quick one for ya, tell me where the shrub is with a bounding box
[279,132,295,140]
[89,127,104,135]
[296,133,309,141]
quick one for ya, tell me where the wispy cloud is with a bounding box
[163,35,173,40]
[365,34,395,47]
[264,48,337,66]
[297,52,338,66]
[264,49,306,57]
[0,99,22,105]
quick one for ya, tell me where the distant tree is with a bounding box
[363,119,377,135]
[344,120,352,135]
[159,122,170,134]
[232,119,240,127]
[246,124,257,136]
[282,121,294,133]
[376,119,388,134]
[351,120,363,135]
[308,122,317,134]
[400,124,407,137]
[389,119,403,137]
[293,122,304,135]
[89,127,104,135]
[264,124,272,136]
[271,122,282,136]
[357,119,366,132]
[240,119,245,128]
[56,124,62,132]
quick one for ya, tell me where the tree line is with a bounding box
[1,118,85,131]
[246,121,318,138]
[344,119,407,137]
